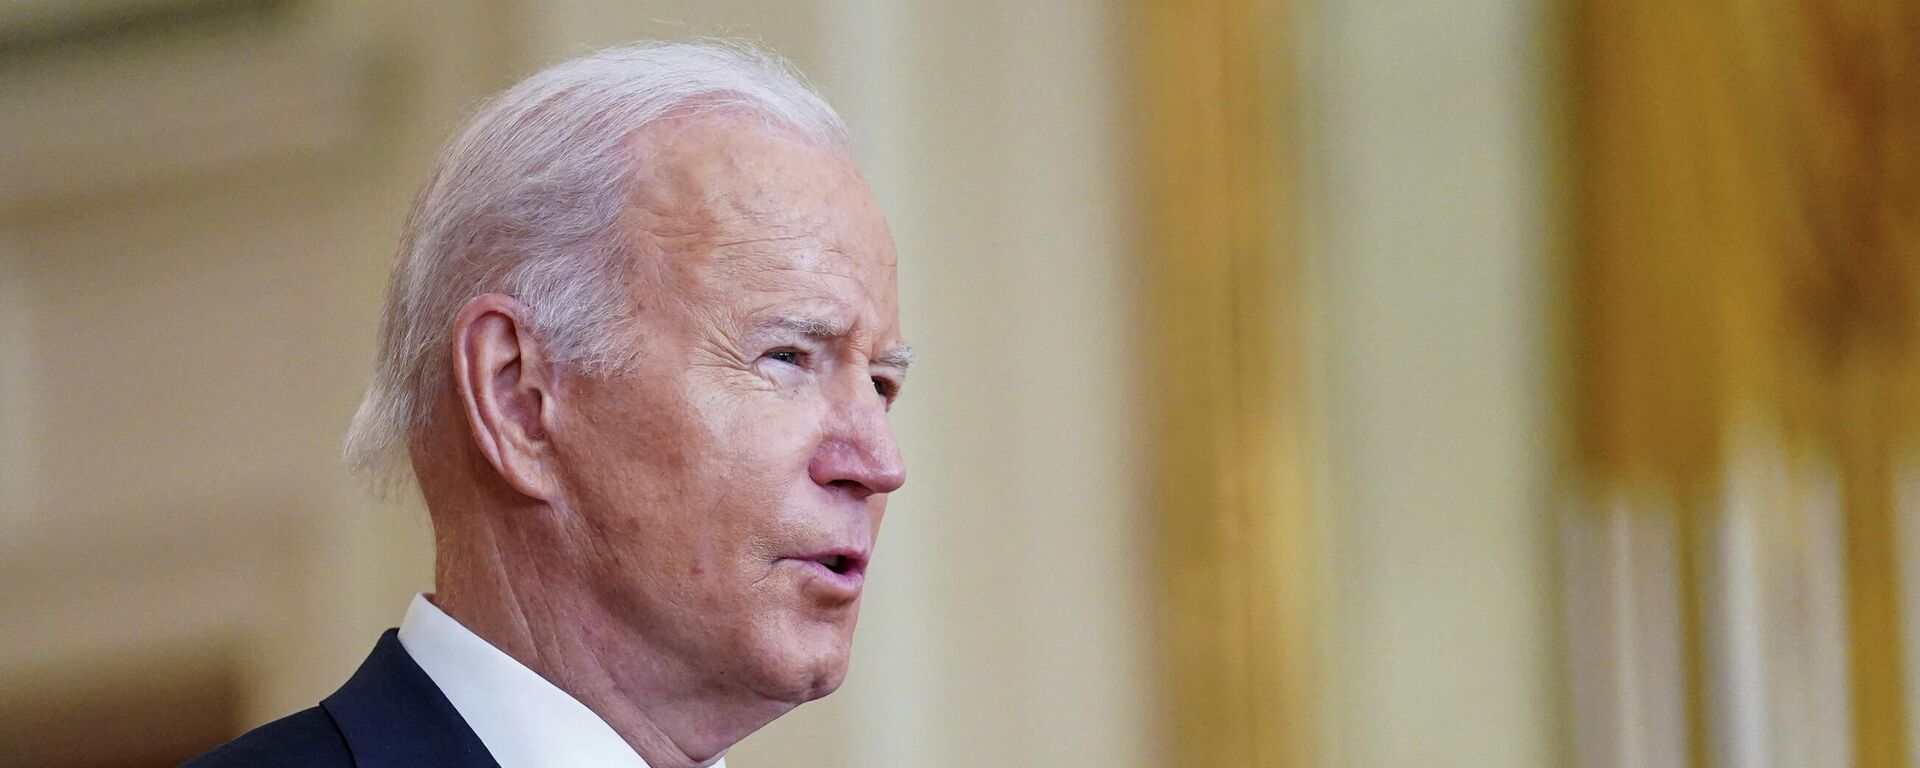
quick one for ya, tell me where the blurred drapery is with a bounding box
[1565,0,1920,767]
[1135,0,1316,766]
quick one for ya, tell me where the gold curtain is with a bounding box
[1134,0,1316,766]
[1572,0,1920,765]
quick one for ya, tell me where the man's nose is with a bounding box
[809,376,906,498]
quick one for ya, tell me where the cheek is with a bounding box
[674,393,832,563]
[560,377,721,570]
[705,390,829,485]
[575,393,702,514]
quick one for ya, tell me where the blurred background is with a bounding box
[0,0,1914,767]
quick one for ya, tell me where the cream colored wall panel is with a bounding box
[531,0,828,74]
[0,244,30,531]
[0,0,201,30]
[0,0,515,729]
[0,8,384,209]
[1306,0,1563,765]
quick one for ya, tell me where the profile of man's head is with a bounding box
[340,43,907,758]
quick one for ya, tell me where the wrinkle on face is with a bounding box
[546,110,907,713]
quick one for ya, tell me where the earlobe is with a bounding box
[450,293,560,501]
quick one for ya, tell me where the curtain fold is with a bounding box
[1567,0,1920,766]
[1135,0,1316,766]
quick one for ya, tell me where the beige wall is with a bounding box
[0,1,1155,766]
[1304,0,1566,765]
[1,242,30,530]
[2,0,520,738]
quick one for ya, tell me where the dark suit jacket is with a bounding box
[182,629,501,768]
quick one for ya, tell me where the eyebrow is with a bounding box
[754,314,915,370]
[756,314,850,339]
[875,345,915,370]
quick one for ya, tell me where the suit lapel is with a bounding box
[321,629,503,768]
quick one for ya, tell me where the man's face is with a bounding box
[551,114,906,706]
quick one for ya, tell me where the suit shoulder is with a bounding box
[180,706,353,768]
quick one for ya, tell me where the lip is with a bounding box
[780,548,869,599]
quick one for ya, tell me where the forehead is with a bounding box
[624,113,898,294]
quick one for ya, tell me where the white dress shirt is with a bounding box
[397,594,728,768]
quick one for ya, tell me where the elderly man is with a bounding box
[185,41,908,768]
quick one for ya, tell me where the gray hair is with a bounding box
[343,41,850,483]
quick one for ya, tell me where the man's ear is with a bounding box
[450,293,561,501]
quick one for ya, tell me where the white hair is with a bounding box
[343,41,851,483]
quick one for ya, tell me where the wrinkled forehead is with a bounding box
[622,113,900,320]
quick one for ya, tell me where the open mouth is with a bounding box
[788,550,867,580]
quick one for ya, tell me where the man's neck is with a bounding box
[430,519,788,768]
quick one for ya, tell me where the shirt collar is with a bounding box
[397,594,728,768]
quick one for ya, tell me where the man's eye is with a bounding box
[765,348,804,366]
[873,377,899,400]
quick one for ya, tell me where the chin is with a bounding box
[747,622,856,704]
[798,656,850,701]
